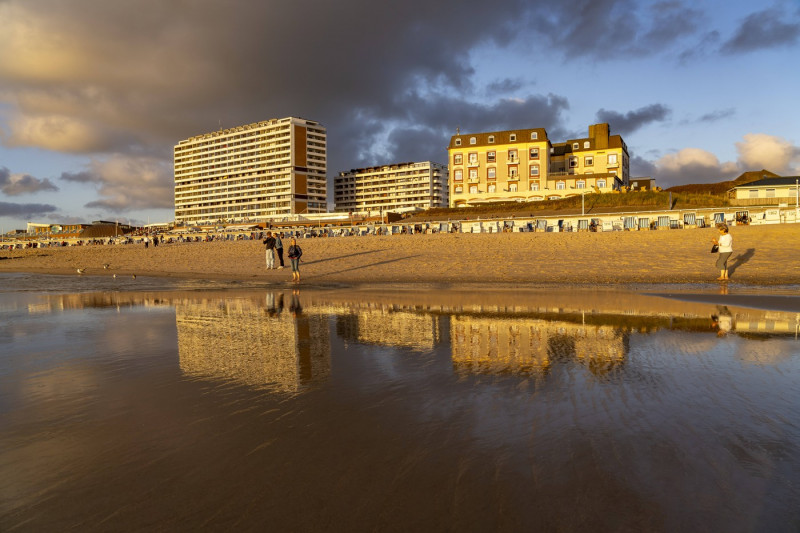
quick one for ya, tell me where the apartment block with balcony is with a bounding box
[447,123,629,207]
[334,161,448,214]
[174,117,327,225]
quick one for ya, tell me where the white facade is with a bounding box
[334,161,448,214]
[174,117,326,225]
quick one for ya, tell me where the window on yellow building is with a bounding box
[508,149,518,162]
[529,147,539,159]
[608,154,618,164]
[488,167,496,179]
[469,185,478,193]
[530,165,539,176]
[454,169,463,181]
[569,157,577,168]
[585,156,593,166]
[487,151,496,162]
[556,181,565,190]
[509,183,518,192]
[454,154,462,165]
[488,184,496,193]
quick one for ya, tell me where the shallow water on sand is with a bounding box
[1,279,799,532]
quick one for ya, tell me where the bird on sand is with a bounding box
[103,264,110,269]
[76,268,86,274]
[131,274,136,279]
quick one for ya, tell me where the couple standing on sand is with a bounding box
[264,232,303,282]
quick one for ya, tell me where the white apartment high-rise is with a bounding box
[334,161,448,214]
[174,117,326,225]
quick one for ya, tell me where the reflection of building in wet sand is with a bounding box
[336,308,444,350]
[451,316,627,376]
[176,296,330,392]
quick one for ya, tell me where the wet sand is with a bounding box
[1,223,799,286]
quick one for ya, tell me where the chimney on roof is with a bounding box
[589,123,610,150]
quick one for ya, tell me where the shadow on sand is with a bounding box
[728,248,755,277]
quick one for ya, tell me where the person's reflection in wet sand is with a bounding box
[711,306,733,337]
[290,289,302,317]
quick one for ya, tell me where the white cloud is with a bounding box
[651,133,800,187]
[61,154,173,211]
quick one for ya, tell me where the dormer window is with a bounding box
[531,132,538,140]
[509,134,516,141]
[583,141,590,148]
[488,135,495,143]
[572,142,579,149]
[469,137,476,145]
[455,138,461,146]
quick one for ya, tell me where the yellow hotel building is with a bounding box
[447,122,629,207]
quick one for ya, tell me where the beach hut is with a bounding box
[638,217,650,230]
[657,215,670,229]
[623,216,637,230]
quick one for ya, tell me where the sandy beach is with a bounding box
[2,224,799,286]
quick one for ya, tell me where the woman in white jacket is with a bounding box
[712,224,733,281]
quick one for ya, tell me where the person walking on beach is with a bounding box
[275,233,285,269]
[287,237,303,282]
[712,223,733,281]
[263,231,276,270]
[143,235,149,249]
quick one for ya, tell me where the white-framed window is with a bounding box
[748,189,758,198]
[487,167,496,179]
[469,137,476,145]
[488,135,495,143]
[487,151,496,162]
[584,141,590,148]
[530,165,539,176]
[556,181,565,190]
[469,168,478,179]
[529,147,539,159]
[454,169,463,181]
[469,185,478,193]
[766,188,776,198]
[584,156,593,166]
[509,166,518,178]
[453,154,462,165]
[510,134,516,141]
[530,183,539,191]
[569,157,578,168]
[455,185,463,193]
[455,138,461,146]
[468,153,478,164]
[577,180,585,189]
[572,142,579,149]
[608,153,618,164]
[531,132,538,140]
[509,183,518,192]
[488,184,496,193]
[508,149,518,162]
[597,179,606,188]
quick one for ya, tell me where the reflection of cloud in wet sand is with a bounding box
[176,294,330,392]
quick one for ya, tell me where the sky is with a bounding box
[1,0,799,230]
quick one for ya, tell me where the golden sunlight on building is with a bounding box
[176,296,330,392]
[336,308,443,350]
[450,316,626,377]
[447,122,630,207]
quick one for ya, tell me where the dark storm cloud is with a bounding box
[0,201,58,217]
[721,7,800,53]
[0,166,59,195]
[630,155,657,178]
[595,104,671,136]
[485,78,526,95]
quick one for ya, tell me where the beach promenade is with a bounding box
[1,224,799,286]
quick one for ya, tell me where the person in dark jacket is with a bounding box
[287,237,303,282]
[263,231,276,269]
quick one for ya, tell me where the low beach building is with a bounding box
[447,122,630,207]
[174,117,327,225]
[333,161,448,215]
[728,176,800,207]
